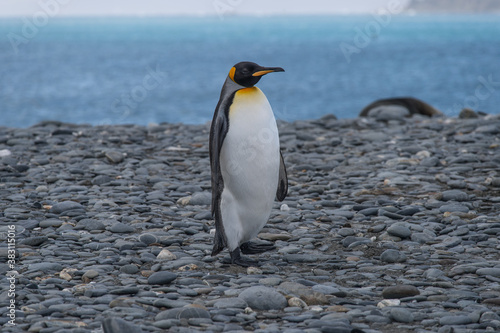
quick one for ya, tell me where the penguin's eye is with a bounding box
[241,68,250,75]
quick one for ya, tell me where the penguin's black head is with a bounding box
[228,61,284,88]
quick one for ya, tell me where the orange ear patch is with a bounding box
[229,67,236,82]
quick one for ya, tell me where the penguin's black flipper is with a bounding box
[230,248,260,267]
[276,151,288,202]
[240,241,275,254]
[209,91,234,256]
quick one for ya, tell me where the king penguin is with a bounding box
[209,61,288,266]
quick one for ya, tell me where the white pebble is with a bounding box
[377,299,401,308]
[0,149,11,157]
[280,204,290,211]
[157,249,177,260]
[309,306,323,313]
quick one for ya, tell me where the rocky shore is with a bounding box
[1,113,500,333]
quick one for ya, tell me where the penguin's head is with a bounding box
[228,61,284,88]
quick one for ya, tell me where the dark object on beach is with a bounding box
[459,108,488,119]
[359,97,443,118]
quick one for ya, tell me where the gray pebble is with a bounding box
[39,219,63,228]
[188,192,212,205]
[387,224,412,239]
[239,286,288,310]
[156,306,210,320]
[380,249,407,263]
[110,222,135,233]
[214,297,248,309]
[139,233,158,245]
[49,201,85,214]
[102,317,143,333]
[148,271,178,285]
[382,285,420,299]
[120,264,139,274]
[476,268,500,278]
[439,203,470,213]
[390,307,414,323]
[28,262,62,272]
[439,315,476,326]
[21,236,49,246]
[75,219,106,231]
[441,190,469,202]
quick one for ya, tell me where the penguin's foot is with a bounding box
[240,241,275,255]
[230,248,259,267]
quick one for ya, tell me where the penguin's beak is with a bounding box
[252,66,285,77]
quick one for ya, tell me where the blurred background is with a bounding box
[1,0,499,127]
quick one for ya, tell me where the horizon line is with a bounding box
[0,12,498,18]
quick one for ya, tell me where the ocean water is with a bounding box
[1,15,499,127]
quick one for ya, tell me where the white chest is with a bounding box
[220,87,280,197]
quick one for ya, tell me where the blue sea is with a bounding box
[1,15,499,128]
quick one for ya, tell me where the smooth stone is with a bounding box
[75,219,106,231]
[194,211,212,220]
[382,285,420,299]
[153,299,190,309]
[342,236,371,247]
[177,185,203,193]
[476,268,500,278]
[39,219,63,228]
[120,264,139,274]
[83,270,99,281]
[188,192,212,205]
[101,317,143,333]
[21,236,49,246]
[49,201,85,214]
[390,307,414,323]
[284,254,319,263]
[366,315,392,324]
[28,262,63,272]
[157,249,177,260]
[480,311,500,323]
[381,210,405,220]
[359,208,379,216]
[155,306,210,321]
[439,315,475,326]
[441,190,469,202]
[239,286,288,310]
[259,232,292,241]
[153,319,179,329]
[139,233,158,245]
[110,286,140,295]
[439,204,470,213]
[387,224,412,239]
[214,297,248,309]
[148,271,178,285]
[110,222,135,233]
[134,205,151,213]
[380,249,407,263]
[105,151,126,164]
[92,175,113,185]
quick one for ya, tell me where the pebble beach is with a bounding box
[1,113,500,333]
